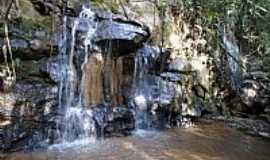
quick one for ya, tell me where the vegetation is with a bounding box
[91,0,120,13]
[187,0,270,70]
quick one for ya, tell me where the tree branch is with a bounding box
[4,0,14,21]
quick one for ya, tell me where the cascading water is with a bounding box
[53,6,174,144]
[131,46,183,130]
[133,49,150,129]
[132,46,170,129]
[220,25,242,93]
[57,6,98,143]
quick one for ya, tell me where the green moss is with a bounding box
[18,0,52,32]
[21,16,52,32]
[91,0,120,13]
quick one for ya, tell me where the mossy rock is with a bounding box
[18,0,52,32]
[91,0,120,13]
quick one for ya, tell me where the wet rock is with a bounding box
[67,10,150,56]
[0,80,58,151]
[94,9,146,29]
[14,81,58,103]
[95,20,148,43]
[135,45,169,71]
[90,105,135,137]
[131,75,176,106]
[30,0,76,16]
[0,36,55,61]
[16,60,50,82]
[227,117,270,138]
[181,103,202,117]
[160,72,181,82]
[105,107,135,136]
[40,55,65,83]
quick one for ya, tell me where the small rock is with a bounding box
[258,132,270,138]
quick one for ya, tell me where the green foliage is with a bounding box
[159,0,169,7]
[187,0,270,69]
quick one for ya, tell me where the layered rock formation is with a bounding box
[1,0,270,152]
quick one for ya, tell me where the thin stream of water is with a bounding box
[57,6,98,143]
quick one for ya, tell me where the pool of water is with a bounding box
[2,121,270,160]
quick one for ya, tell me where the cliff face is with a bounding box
[0,0,270,151]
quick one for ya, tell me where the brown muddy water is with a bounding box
[2,121,270,160]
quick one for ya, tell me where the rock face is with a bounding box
[83,53,105,106]
[40,55,63,83]
[66,9,149,56]
[0,4,208,150]
[1,0,270,153]
[0,81,58,151]
[90,106,135,137]
[166,58,192,73]
[0,31,55,61]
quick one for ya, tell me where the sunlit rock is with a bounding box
[83,53,104,106]
[127,1,161,32]
[167,58,192,73]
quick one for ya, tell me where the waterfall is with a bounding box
[53,6,168,143]
[57,6,97,142]
[220,25,242,93]
[132,46,161,129]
